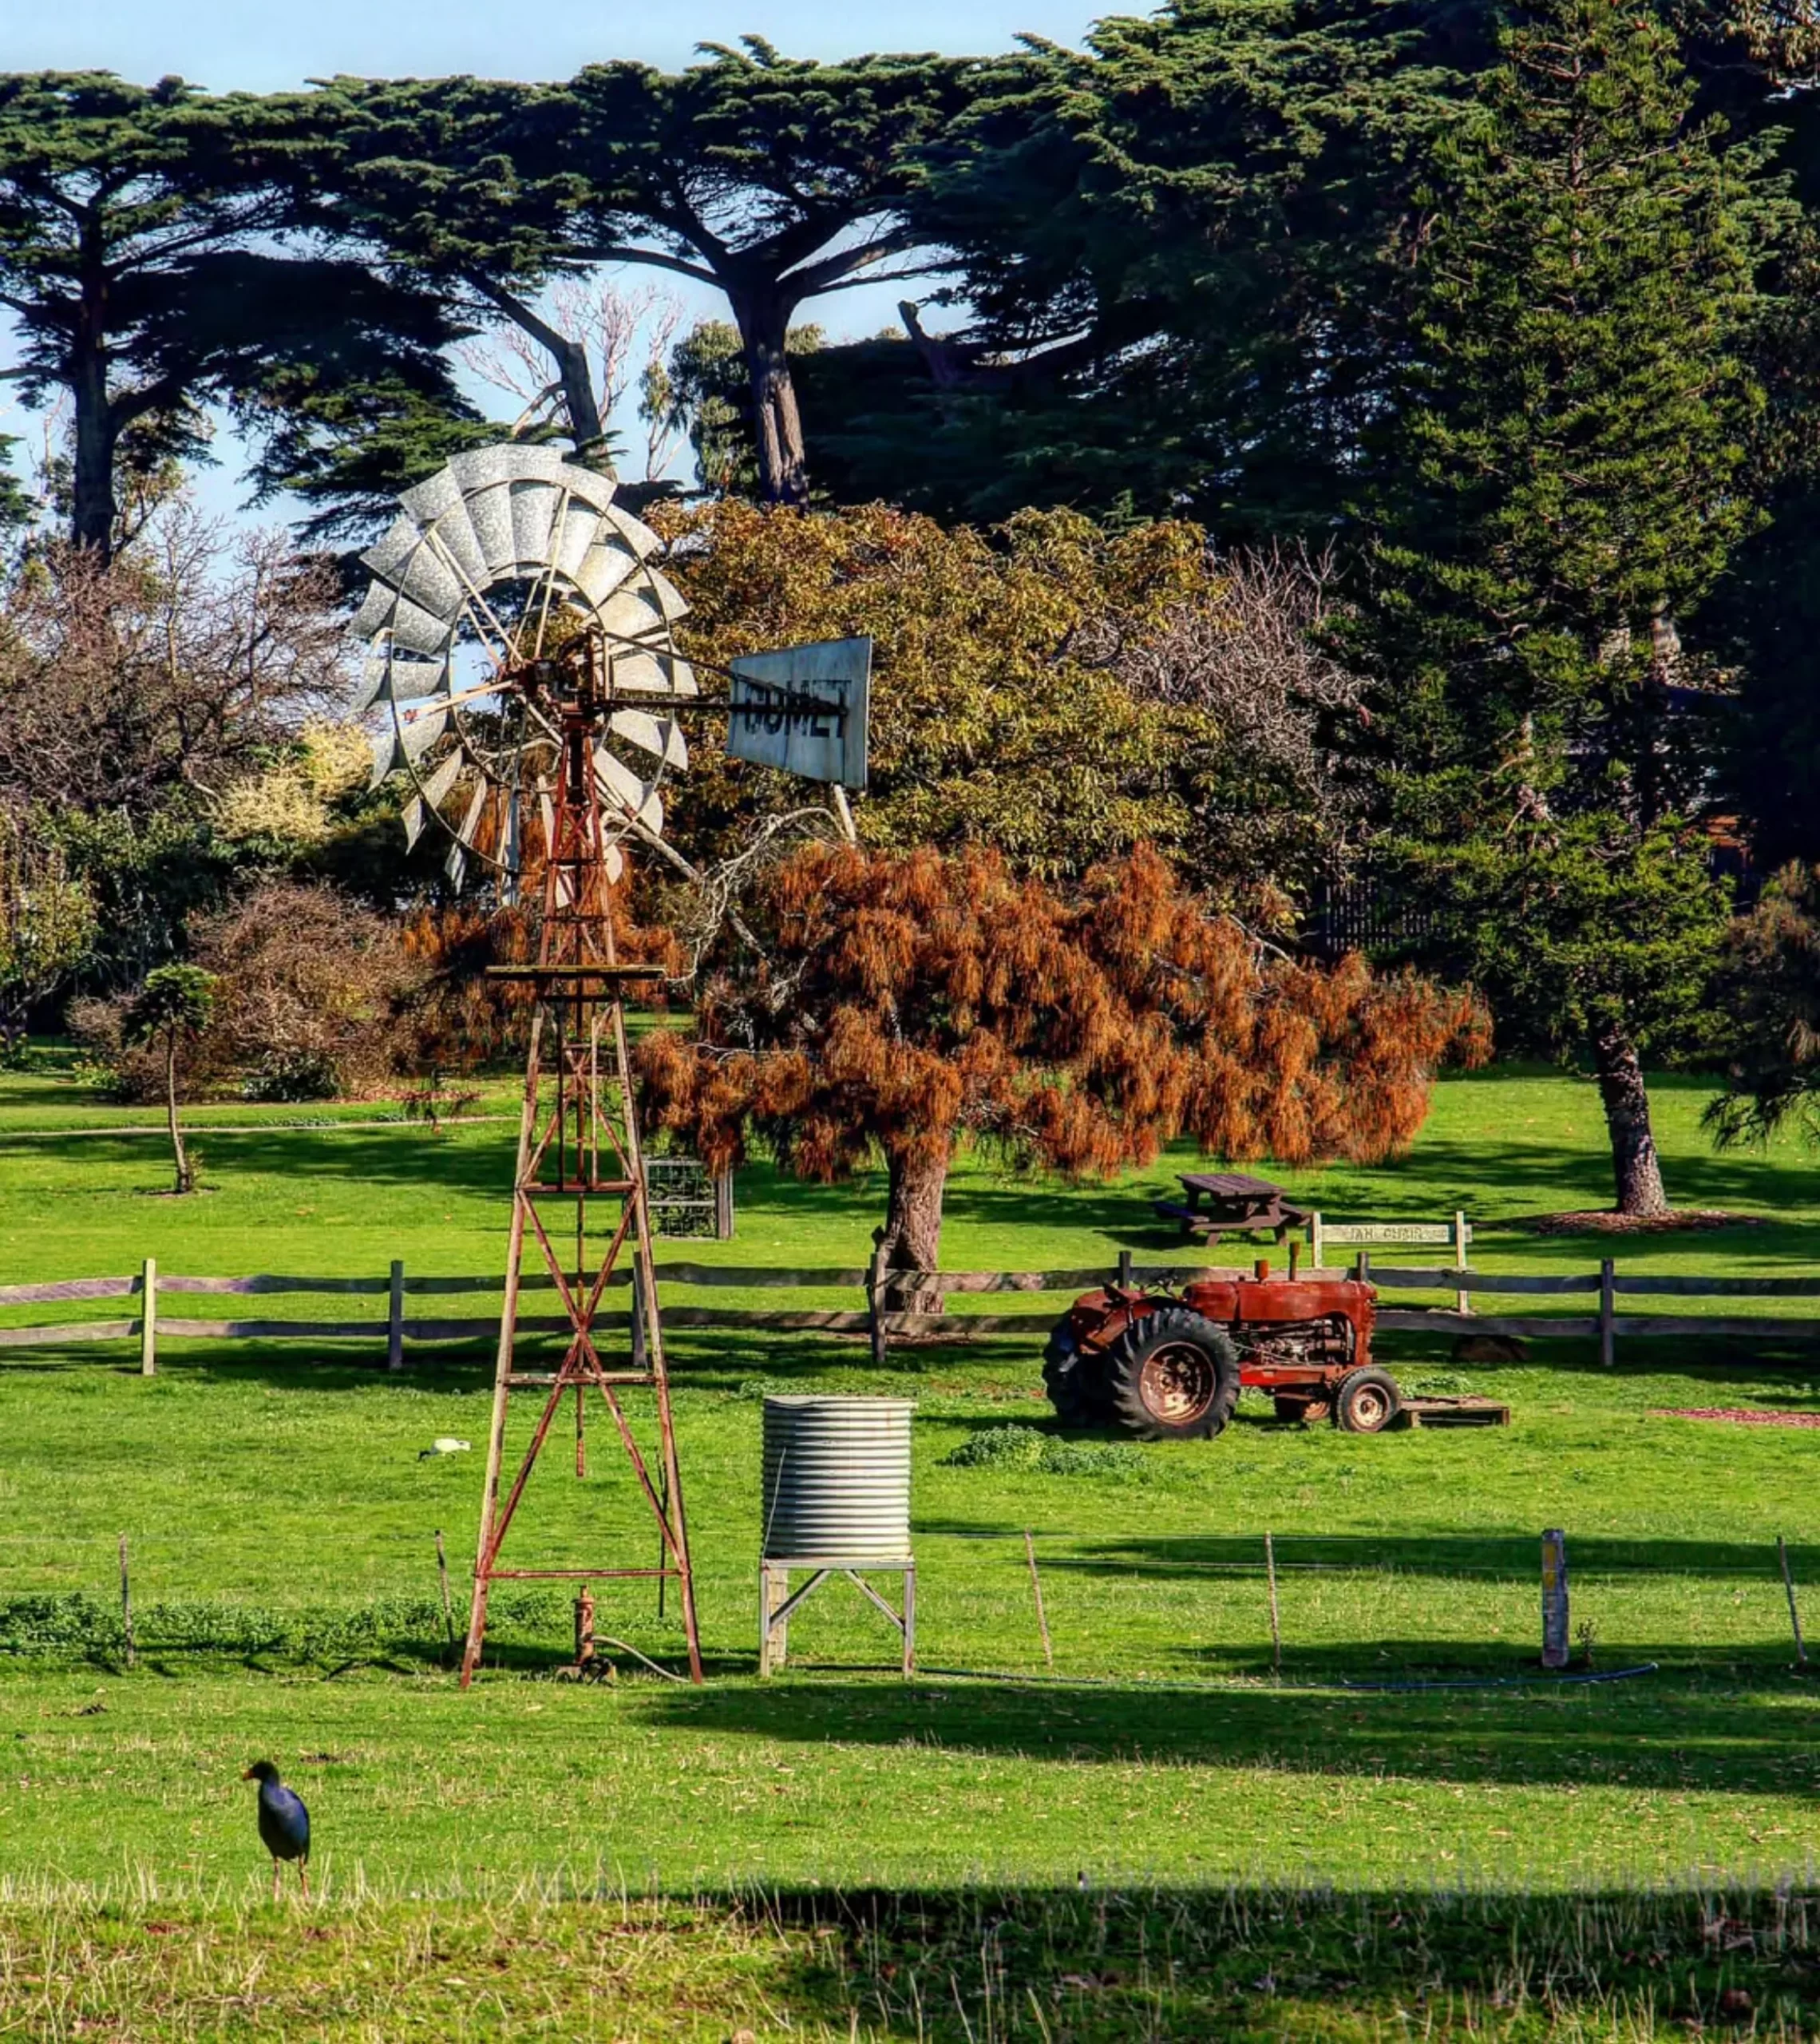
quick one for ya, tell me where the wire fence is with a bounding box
[2,1523,1812,1682]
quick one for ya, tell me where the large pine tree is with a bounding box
[1361,0,1782,1216]
[0,74,465,558]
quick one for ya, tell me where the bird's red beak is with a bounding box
[240,1768,255,1781]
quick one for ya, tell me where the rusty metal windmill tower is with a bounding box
[354,446,869,1686]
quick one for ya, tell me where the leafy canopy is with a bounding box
[123,962,216,1046]
[0,72,469,553]
[1366,0,1778,778]
[1707,861,1820,1147]
[0,810,96,1046]
[1359,0,1778,1031]
[660,500,1227,883]
[851,0,1471,532]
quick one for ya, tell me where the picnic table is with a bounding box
[1153,1171,1312,1246]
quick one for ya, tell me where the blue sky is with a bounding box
[11,0,1096,89]
[5,0,1107,531]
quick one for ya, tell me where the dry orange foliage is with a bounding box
[638,842,1489,1262]
[402,888,685,1074]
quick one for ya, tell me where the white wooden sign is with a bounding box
[1309,1210,1472,1313]
[1318,1223,1465,1246]
[729,636,871,790]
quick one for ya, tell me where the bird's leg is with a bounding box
[271,1857,281,1903]
[298,1862,311,1903]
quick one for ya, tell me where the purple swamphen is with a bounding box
[243,1761,311,1899]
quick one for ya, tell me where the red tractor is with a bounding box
[1043,1254,1402,1440]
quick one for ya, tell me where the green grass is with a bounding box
[3,1050,1820,2035]
[4,1881,1818,2039]
[7,1880,1818,2040]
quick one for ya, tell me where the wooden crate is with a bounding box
[1394,1394,1511,1429]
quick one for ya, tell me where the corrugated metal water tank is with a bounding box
[761,1396,914,1560]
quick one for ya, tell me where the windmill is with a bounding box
[356,444,869,1686]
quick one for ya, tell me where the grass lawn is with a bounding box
[2,1050,1819,2036]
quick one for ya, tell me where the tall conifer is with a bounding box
[1361,0,1782,1214]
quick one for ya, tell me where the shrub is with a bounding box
[240,1048,344,1103]
[68,994,167,1102]
[942,1425,1150,1480]
[191,881,425,1099]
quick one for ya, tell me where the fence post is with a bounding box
[434,1530,455,1664]
[139,1258,156,1377]
[1541,1528,1570,1669]
[1118,1248,1134,1289]
[1023,1529,1054,1671]
[387,1258,406,1372]
[1264,1530,1282,1681]
[714,1171,734,1241]
[1599,1258,1616,1369]
[1310,1212,1324,1270]
[118,1534,136,1669]
[1455,1210,1470,1317]
[868,1234,889,1369]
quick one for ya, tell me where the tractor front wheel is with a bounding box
[1334,1367,1403,1434]
[1104,1308,1240,1441]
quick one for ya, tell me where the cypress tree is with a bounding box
[1360,0,1784,1215]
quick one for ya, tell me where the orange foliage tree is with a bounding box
[638,843,1489,1287]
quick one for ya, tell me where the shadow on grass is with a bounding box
[631,1670,1820,1799]
[749,1880,1820,2038]
[13,1319,1820,1408]
[2,1124,520,1196]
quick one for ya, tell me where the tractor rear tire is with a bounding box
[1103,1308,1240,1441]
[1042,1317,1105,1426]
[1334,1366,1403,1434]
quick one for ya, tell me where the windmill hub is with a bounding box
[356,445,693,891]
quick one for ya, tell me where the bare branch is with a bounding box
[0,505,352,821]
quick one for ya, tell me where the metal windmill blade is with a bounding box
[353,445,696,889]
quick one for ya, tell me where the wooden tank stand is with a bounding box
[759,1559,916,1678]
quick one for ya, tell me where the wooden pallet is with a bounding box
[1394,1395,1512,1429]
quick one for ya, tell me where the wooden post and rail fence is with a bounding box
[6,1251,1820,1371]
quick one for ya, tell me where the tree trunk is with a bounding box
[548,330,606,461]
[71,342,118,558]
[71,222,118,558]
[164,1038,192,1195]
[468,274,610,463]
[881,1147,948,1313]
[730,288,809,506]
[1590,1022,1668,1217]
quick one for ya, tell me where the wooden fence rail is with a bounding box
[4,1255,1820,1373]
